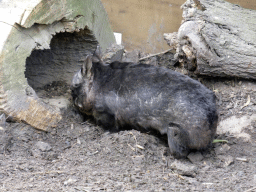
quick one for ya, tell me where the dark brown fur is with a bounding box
[71,47,218,158]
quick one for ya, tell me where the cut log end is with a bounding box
[165,0,256,80]
[0,0,115,131]
[10,97,62,131]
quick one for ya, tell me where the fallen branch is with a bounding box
[165,0,256,79]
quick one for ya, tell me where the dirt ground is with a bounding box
[1,64,256,191]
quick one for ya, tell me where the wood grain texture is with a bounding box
[0,0,115,131]
[174,0,256,79]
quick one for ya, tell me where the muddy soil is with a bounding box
[0,68,256,191]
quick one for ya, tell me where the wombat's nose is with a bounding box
[167,126,189,158]
[172,149,189,159]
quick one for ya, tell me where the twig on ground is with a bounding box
[241,95,250,109]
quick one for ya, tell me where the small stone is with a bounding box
[218,155,234,167]
[185,177,198,184]
[31,149,41,158]
[64,178,77,185]
[77,138,81,145]
[35,141,52,152]
[215,144,230,155]
[132,155,144,165]
[187,152,204,163]
[170,160,197,177]
[237,171,245,177]
[0,174,4,179]
[122,50,140,63]
[102,44,124,63]
[47,97,70,110]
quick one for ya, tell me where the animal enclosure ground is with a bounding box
[0,76,256,191]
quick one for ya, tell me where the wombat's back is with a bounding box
[93,62,217,134]
[72,54,218,158]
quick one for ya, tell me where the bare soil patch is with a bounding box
[0,74,256,191]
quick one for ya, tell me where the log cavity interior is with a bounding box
[25,29,97,99]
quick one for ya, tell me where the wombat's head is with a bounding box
[167,112,218,158]
[70,54,92,112]
[70,45,103,114]
[71,45,102,88]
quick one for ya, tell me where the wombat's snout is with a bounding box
[167,126,190,158]
[70,83,79,90]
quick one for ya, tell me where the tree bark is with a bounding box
[0,0,115,131]
[167,0,256,79]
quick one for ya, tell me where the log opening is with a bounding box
[0,0,116,131]
[25,28,97,100]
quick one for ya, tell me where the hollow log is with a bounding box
[167,0,256,79]
[0,0,116,131]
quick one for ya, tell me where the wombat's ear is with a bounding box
[92,45,103,63]
[81,55,93,78]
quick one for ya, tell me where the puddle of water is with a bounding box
[102,0,256,54]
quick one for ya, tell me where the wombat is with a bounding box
[71,46,218,158]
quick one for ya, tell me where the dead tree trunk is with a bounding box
[166,0,256,79]
[0,0,116,131]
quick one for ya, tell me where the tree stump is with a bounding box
[0,0,115,131]
[165,0,256,79]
